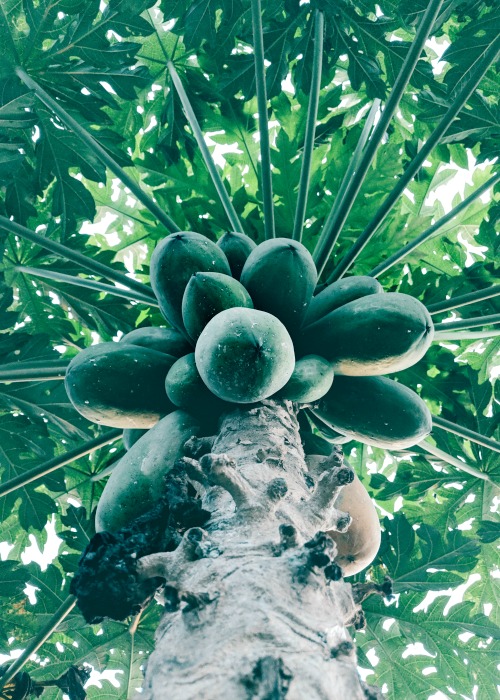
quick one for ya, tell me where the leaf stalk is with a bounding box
[15,68,180,235]
[427,284,500,315]
[251,0,275,239]
[0,430,122,498]
[292,10,324,242]
[432,416,500,454]
[313,97,380,259]
[0,360,69,383]
[434,313,500,332]
[15,266,159,306]
[0,596,76,693]
[166,60,244,233]
[313,0,444,276]
[367,173,500,278]
[0,215,157,300]
[420,440,492,482]
[328,33,500,281]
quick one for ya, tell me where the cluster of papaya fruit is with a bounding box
[64,230,434,545]
[66,230,434,453]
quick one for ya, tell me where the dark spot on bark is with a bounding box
[352,609,366,630]
[304,531,334,552]
[163,585,180,612]
[336,467,355,485]
[267,478,288,501]
[242,656,292,699]
[180,590,215,613]
[324,563,343,581]
[309,551,331,568]
[304,473,315,490]
[336,515,352,531]
[330,640,354,658]
[279,524,297,550]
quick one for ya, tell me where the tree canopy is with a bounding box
[0,0,499,698]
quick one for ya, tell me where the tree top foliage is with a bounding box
[0,0,499,697]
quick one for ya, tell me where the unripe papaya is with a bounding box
[182,272,253,341]
[123,428,148,450]
[217,231,257,280]
[165,353,229,423]
[195,308,295,404]
[65,342,176,428]
[95,410,200,532]
[311,375,432,449]
[240,238,317,334]
[150,231,231,331]
[330,473,381,576]
[303,276,383,327]
[298,292,434,375]
[274,355,334,403]
[120,327,192,357]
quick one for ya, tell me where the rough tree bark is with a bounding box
[137,400,377,700]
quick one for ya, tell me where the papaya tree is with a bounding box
[0,0,499,698]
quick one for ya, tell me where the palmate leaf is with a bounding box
[357,508,498,698]
[358,594,499,700]
[377,513,480,592]
[29,603,161,698]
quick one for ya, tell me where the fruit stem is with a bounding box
[15,68,180,235]
[432,415,500,454]
[251,0,275,240]
[0,596,76,693]
[15,265,159,307]
[434,313,500,332]
[419,440,492,482]
[313,0,444,276]
[0,215,157,300]
[427,284,500,315]
[292,10,324,242]
[166,60,244,234]
[327,33,500,282]
[0,359,69,383]
[0,430,122,498]
[367,173,500,278]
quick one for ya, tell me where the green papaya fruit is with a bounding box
[240,238,317,334]
[311,375,432,449]
[297,292,434,375]
[120,327,192,356]
[150,231,231,331]
[123,428,148,450]
[95,410,200,532]
[195,307,295,403]
[65,342,176,428]
[165,353,229,424]
[303,276,383,327]
[274,355,334,403]
[182,272,253,341]
[217,231,257,280]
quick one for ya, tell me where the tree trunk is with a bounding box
[138,400,372,699]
